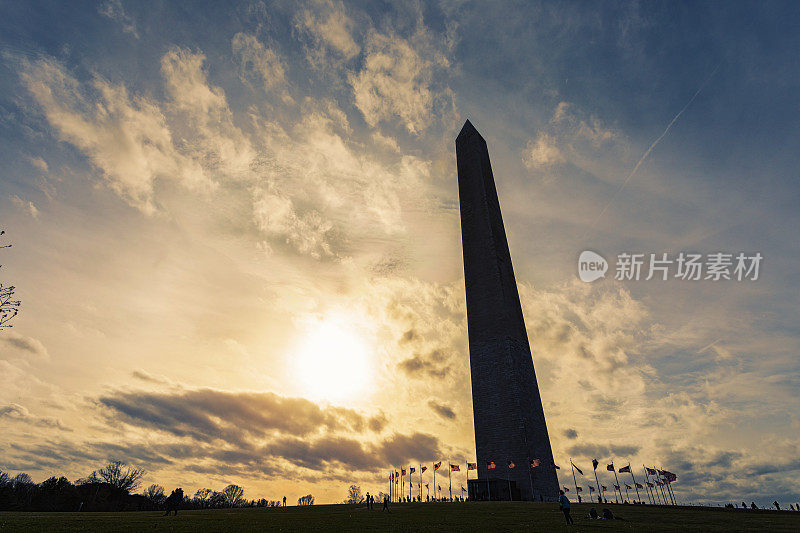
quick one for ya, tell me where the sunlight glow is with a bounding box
[293,319,373,403]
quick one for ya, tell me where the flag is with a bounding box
[530,459,540,468]
[646,482,654,488]
[601,485,608,491]
[487,461,496,469]
[589,486,595,493]
[410,482,413,488]
[425,483,429,488]
[625,484,632,490]
[395,470,399,477]
[607,463,615,472]
[656,481,663,486]
[395,478,398,484]
[507,460,515,469]
[450,464,460,472]
[646,467,657,475]
[467,462,477,470]
[434,461,442,471]
[614,485,620,490]
[410,467,415,474]
[592,459,599,470]
[389,473,393,480]
[461,485,466,492]
[619,464,631,473]
[576,486,583,492]
[635,483,643,489]
[554,464,561,470]
[402,469,406,476]
[663,471,677,482]
[571,461,584,475]
[563,487,569,492]
[421,466,427,473]
[438,485,441,491]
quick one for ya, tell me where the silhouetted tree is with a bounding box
[144,484,165,505]
[89,461,145,493]
[221,484,245,507]
[0,230,20,329]
[298,494,314,506]
[345,484,363,504]
[193,488,212,508]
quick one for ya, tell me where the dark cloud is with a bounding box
[427,399,455,420]
[563,428,578,439]
[0,332,48,359]
[0,403,69,431]
[397,349,450,379]
[96,388,382,446]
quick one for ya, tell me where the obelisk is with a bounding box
[456,120,559,501]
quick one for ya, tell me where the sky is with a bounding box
[1,0,799,506]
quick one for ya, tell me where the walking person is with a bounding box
[559,490,574,525]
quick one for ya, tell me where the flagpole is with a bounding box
[528,460,534,502]
[486,463,491,501]
[433,463,436,502]
[449,463,452,502]
[642,466,653,504]
[628,467,641,503]
[593,461,601,504]
[611,461,622,503]
[420,464,422,502]
[570,460,579,502]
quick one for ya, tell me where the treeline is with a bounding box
[0,462,291,512]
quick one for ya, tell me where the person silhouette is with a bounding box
[283,496,286,507]
[382,495,389,512]
[558,490,573,524]
[773,501,780,511]
[742,502,747,508]
[751,502,757,509]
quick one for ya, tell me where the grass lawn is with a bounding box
[1,502,798,532]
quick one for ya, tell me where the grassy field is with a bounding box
[1,502,798,532]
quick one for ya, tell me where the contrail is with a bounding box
[586,62,722,234]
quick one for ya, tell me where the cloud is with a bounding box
[563,428,578,439]
[231,33,289,99]
[9,195,39,218]
[0,403,69,430]
[98,0,139,38]
[427,399,456,420]
[295,0,360,62]
[96,388,384,445]
[349,29,450,135]
[0,332,49,359]
[20,56,208,214]
[522,132,564,170]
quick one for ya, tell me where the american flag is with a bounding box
[467,462,477,470]
[563,487,569,492]
[507,460,515,469]
[614,485,620,490]
[589,486,595,492]
[434,461,442,470]
[625,484,632,490]
[421,466,427,473]
[530,459,540,468]
[487,461,496,469]
[410,467,415,474]
[646,467,657,475]
[635,483,644,489]
[450,464,460,472]
[401,469,406,475]
[576,486,583,492]
[425,483,429,488]
[647,482,654,488]
[601,485,608,491]
[619,464,631,473]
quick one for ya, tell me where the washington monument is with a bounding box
[456,120,559,501]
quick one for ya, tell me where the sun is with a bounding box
[293,319,373,403]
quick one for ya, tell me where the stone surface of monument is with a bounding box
[456,119,559,501]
